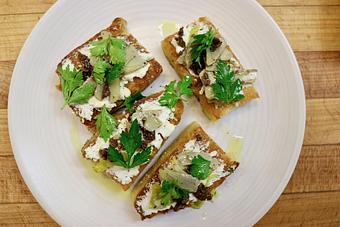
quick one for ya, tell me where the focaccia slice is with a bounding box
[56,17,162,132]
[162,17,259,121]
[81,92,184,190]
[133,122,239,219]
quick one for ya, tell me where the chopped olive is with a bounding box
[78,53,93,80]
[193,184,213,201]
[210,37,222,52]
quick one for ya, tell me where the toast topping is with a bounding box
[84,118,129,161]
[136,136,238,216]
[132,98,176,149]
[61,58,75,71]
[170,20,257,105]
[59,33,155,122]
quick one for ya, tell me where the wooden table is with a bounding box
[1,0,340,226]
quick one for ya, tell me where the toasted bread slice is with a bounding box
[161,17,259,121]
[81,92,184,190]
[56,17,162,132]
[133,122,239,219]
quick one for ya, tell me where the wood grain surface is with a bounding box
[0,0,339,226]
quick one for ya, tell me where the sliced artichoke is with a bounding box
[159,168,200,192]
[123,45,147,74]
[206,42,227,66]
[109,78,120,103]
[92,159,113,173]
[100,31,112,39]
[149,183,162,209]
[125,45,139,63]
[94,84,104,101]
[184,47,193,69]
[144,113,162,131]
[124,56,146,74]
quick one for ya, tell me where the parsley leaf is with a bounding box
[108,38,126,64]
[90,36,126,85]
[159,76,193,109]
[58,65,84,105]
[160,180,189,206]
[68,82,96,105]
[106,62,124,85]
[93,59,111,84]
[120,119,142,163]
[107,146,128,168]
[90,38,109,57]
[129,146,152,168]
[190,155,211,180]
[90,36,126,65]
[123,91,145,112]
[178,76,193,96]
[190,29,215,66]
[159,81,178,109]
[95,106,117,142]
[107,119,152,169]
[212,60,244,104]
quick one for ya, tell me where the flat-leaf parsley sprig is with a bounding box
[159,76,193,109]
[212,60,244,104]
[107,119,152,169]
[58,65,96,107]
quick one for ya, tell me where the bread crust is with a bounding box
[161,17,259,121]
[132,121,239,219]
[81,92,184,190]
[56,17,162,132]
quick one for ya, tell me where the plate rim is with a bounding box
[8,0,306,226]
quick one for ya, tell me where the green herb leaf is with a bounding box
[90,39,110,57]
[58,65,84,105]
[177,75,193,96]
[190,155,211,180]
[159,76,193,109]
[90,36,126,65]
[123,91,145,112]
[95,106,117,142]
[212,60,244,104]
[68,82,96,105]
[160,180,189,206]
[107,62,124,84]
[130,146,152,168]
[159,81,179,109]
[93,59,111,84]
[190,29,215,66]
[109,38,126,64]
[107,119,152,169]
[120,119,142,163]
[107,146,128,168]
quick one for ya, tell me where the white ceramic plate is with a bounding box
[8,0,305,226]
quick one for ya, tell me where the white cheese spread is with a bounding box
[84,137,109,161]
[75,96,117,121]
[132,99,176,149]
[106,165,139,185]
[119,80,131,99]
[83,118,129,161]
[78,44,92,58]
[122,63,150,81]
[61,58,75,71]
